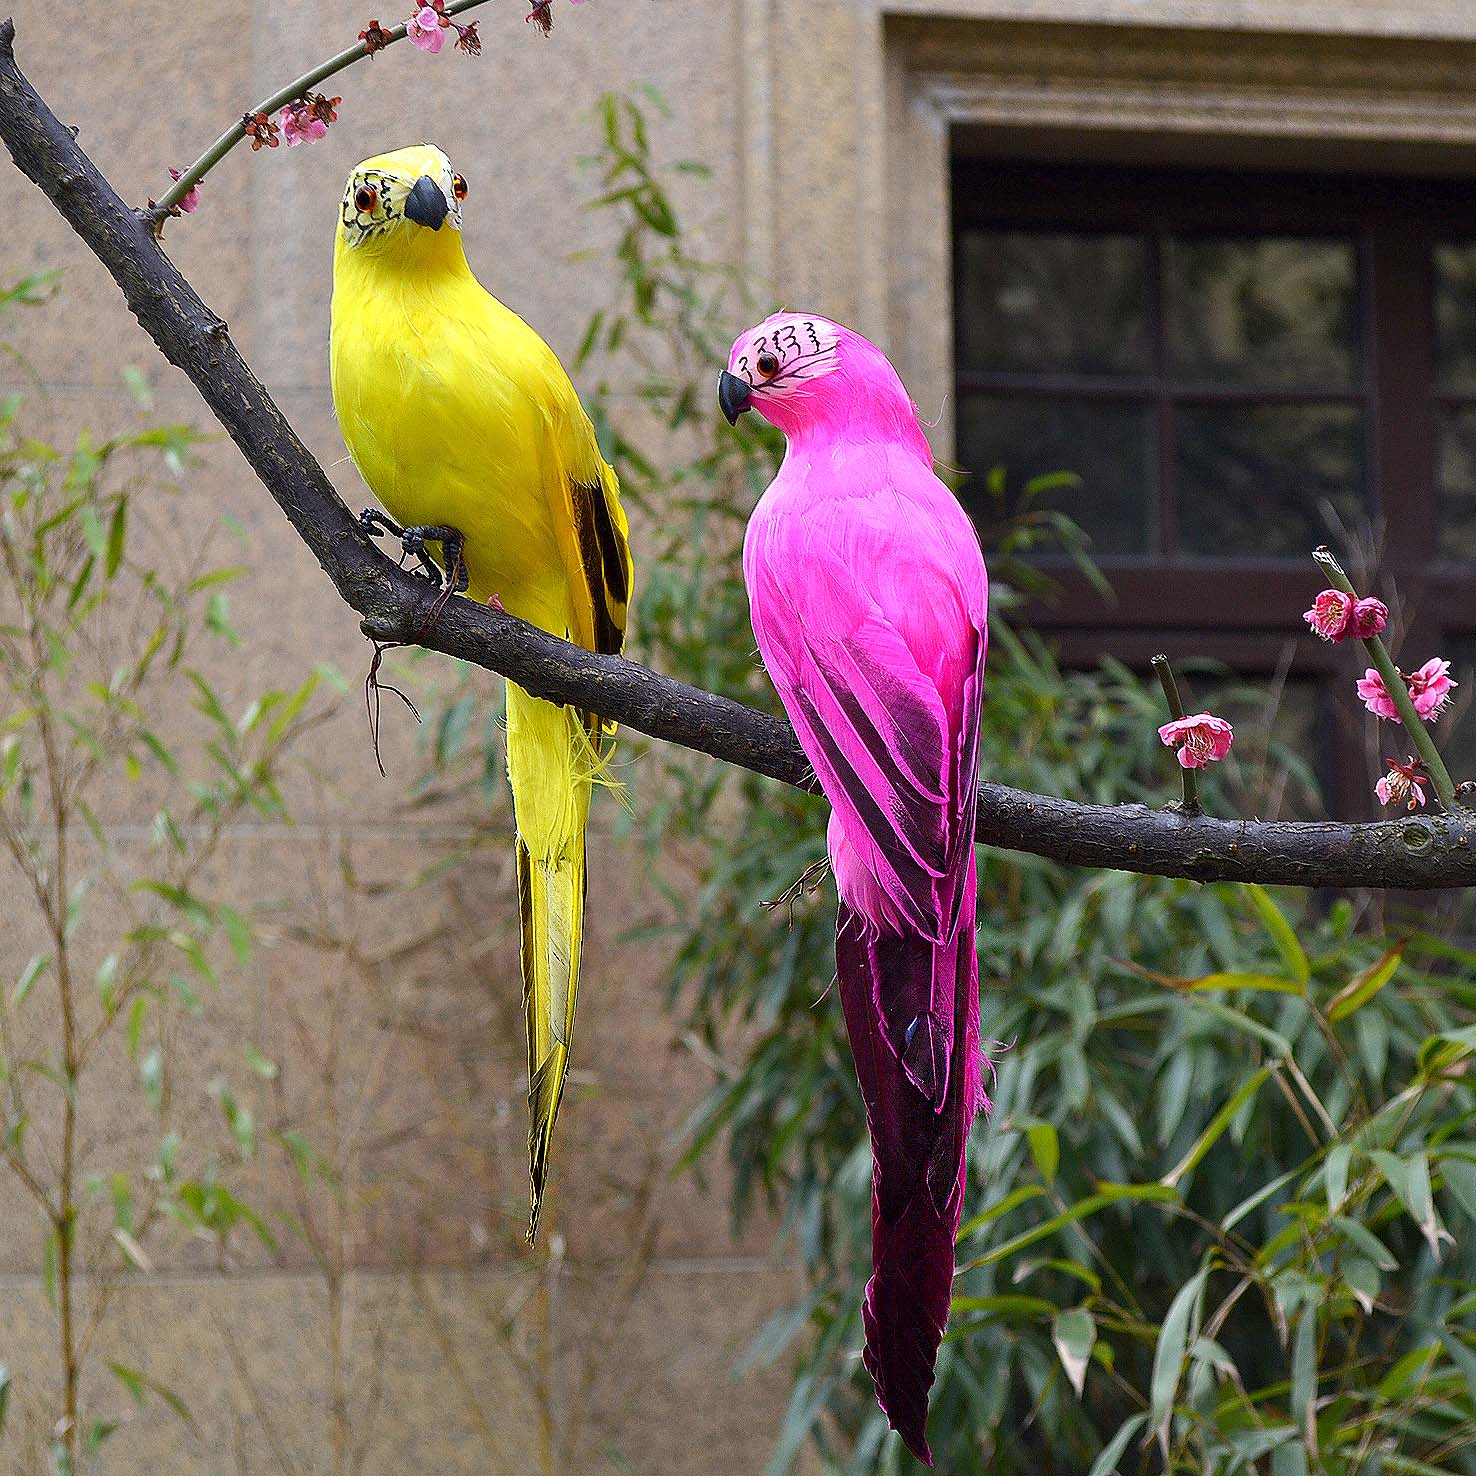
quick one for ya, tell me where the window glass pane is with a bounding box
[1435,407,1476,559]
[1175,404,1365,556]
[1434,242,1476,392]
[957,395,1154,555]
[1167,237,1358,387]
[955,230,1149,376]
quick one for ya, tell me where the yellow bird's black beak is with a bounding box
[718,370,752,426]
[405,175,449,230]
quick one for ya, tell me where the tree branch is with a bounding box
[4,17,1475,890]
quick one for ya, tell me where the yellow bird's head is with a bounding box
[337,143,469,258]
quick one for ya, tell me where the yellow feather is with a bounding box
[329,145,632,1239]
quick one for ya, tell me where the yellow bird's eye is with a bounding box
[756,351,780,379]
[354,184,378,214]
[452,173,468,202]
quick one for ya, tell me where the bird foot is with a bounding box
[358,508,469,595]
[487,593,507,614]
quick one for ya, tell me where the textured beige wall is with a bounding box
[5,0,1475,1471]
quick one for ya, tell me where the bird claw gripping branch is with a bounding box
[358,506,468,594]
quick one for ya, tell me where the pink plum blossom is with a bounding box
[1157,713,1234,770]
[1304,589,1391,642]
[1351,597,1388,639]
[1407,657,1456,720]
[167,168,201,213]
[280,103,329,147]
[1304,589,1354,641]
[1357,658,1457,721]
[407,5,447,50]
[1356,669,1400,720]
[1376,757,1430,810]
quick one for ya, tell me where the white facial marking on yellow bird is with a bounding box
[338,145,466,248]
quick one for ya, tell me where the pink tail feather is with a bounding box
[835,859,984,1465]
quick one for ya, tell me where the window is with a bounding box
[953,161,1476,814]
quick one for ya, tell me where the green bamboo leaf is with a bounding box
[1328,942,1405,1023]
[958,1185,1174,1272]
[1186,972,1304,996]
[1053,1307,1096,1398]
[1026,1120,1059,1186]
[95,953,119,1012]
[1342,1257,1379,1313]
[950,1294,1056,1320]
[1370,1150,1449,1260]
[1086,1412,1147,1476]
[1290,1309,1317,1450]
[127,996,148,1060]
[106,1363,196,1431]
[77,502,106,558]
[1435,1326,1476,1409]
[1272,1442,1310,1476]
[1150,1267,1209,1457]
[1160,1065,1273,1188]
[957,1184,1044,1240]
[12,953,50,1007]
[1244,884,1310,985]
[1223,1166,1301,1232]
[1325,1144,1353,1213]
[104,495,126,577]
[1332,1215,1398,1271]
[1438,1154,1476,1222]
[243,1044,277,1080]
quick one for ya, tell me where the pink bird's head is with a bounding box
[718,312,933,461]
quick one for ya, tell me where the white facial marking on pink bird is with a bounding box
[733,316,841,401]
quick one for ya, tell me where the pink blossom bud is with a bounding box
[167,168,201,213]
[1350,597,1388,639]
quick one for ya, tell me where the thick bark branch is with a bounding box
[3,17,1474,890]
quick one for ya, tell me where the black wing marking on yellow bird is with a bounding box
[570,476,629,658]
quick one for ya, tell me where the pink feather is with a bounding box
[727,314,990,1463]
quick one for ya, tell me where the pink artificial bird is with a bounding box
[719,313,990,1464]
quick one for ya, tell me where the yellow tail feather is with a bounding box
[507,684,597,1242]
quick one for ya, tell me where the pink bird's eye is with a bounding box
[756,351,780,379]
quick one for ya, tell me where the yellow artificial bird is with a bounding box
[329,144,632,1240]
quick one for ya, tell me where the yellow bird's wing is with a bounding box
[522,343,632,663]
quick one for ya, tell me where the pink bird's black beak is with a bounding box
[718,370,752,425]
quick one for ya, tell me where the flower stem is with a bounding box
[153,0,496,218]
[1312,545,1462,811]
[1152,653,1202,817]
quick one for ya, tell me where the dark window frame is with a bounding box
[952,158,1476,815]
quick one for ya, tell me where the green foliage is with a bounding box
[563,93,1476,1476]
[0,282,327,1469]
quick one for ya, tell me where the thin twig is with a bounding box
[1312,545,1462,811]
[1152,654,1201,817]
[153,0,497,218]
